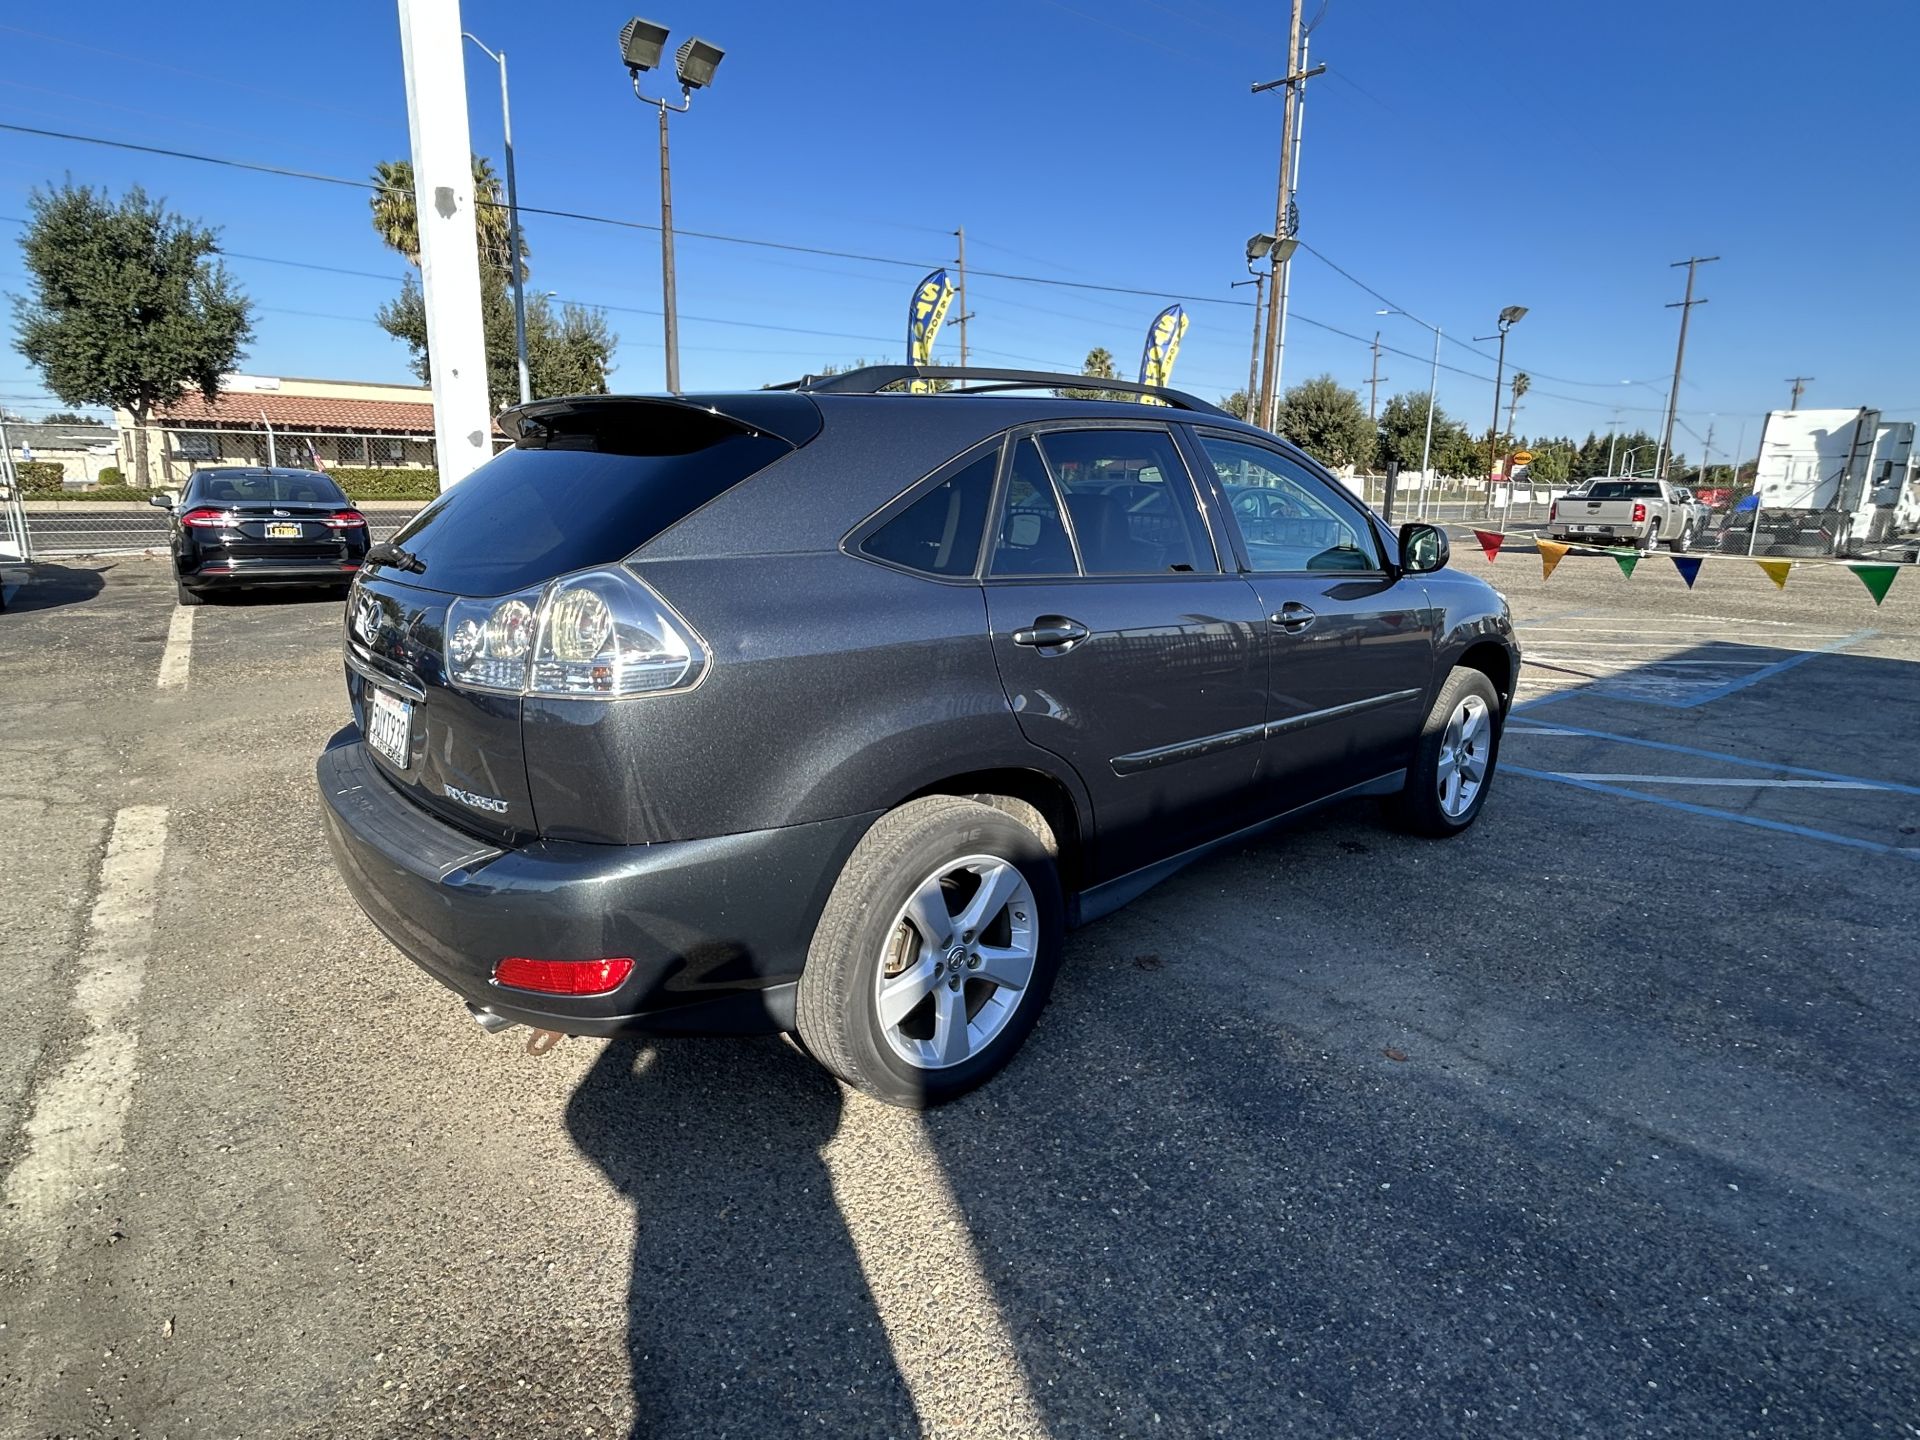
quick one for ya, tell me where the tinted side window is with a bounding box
[1038,429,1217,575]
[860,451,997,577]
[990,438,1076,576]
[1198,436,1382,573]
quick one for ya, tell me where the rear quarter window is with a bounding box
[857,450,998,577]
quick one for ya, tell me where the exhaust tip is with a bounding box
[467,1003,518,1035]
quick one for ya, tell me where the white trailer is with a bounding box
[1750,407,1916,556]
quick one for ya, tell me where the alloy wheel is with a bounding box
[873,854,1037,1070]
[1437,693,1491,819]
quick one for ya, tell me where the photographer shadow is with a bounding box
[565,1036,917,1439]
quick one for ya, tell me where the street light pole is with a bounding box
[1474,305,1527,520]
[621,19,726,396]
[1232,274,1265,417]
[464,33,530,405]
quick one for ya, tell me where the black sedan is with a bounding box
[155,467,370,605]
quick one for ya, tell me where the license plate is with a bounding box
[266,522,302,539]
[1577,525,1603,532]
[367,687,412,769]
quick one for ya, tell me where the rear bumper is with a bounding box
[1549,525,1642,542]
[316,728,877,1036]
[185,558,361,587]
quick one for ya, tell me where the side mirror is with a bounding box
[1399,522,1449,574]
[147,492,173,510]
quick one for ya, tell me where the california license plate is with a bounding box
[266,522,302,538]
[367,687,412,769]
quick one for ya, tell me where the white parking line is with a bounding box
[1548,773,1887,790]
[156,604,193,690]
[3,805,169,1266]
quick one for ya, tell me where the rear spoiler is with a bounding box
[498,393,823,450]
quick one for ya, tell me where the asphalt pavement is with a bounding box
[1,553,1916,1438]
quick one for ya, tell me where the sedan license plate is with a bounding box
[266,522,302,539]
[367,687,412,769]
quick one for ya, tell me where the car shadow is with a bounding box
[196,584,351,608]
[0,561,109,614]
[564,1036,917,1438]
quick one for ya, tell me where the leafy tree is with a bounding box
[1217,390,1252,421]
[1432,422,1486,479]
[1275,374,1373,470]
[1375,391,1451,472]
[370,154,608,409]
[1527,445,1571,485]
[12,183,253,488]
[377,275,614,414]
[38,410,95,425]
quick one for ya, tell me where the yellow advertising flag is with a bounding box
[1536,538,1570,579]
[906,269,955,393]
[1755,559,1792,590]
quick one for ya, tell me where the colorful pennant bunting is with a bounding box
[1472,529,1504,563]
[1670,554,1704,589]
[1611,549,1640,579]
[1847,562,1899,606]
[1536,538,1569,580]
[1755,559,1792,590]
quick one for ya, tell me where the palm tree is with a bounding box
[1505,370,1530,438]
[369,156,522,278]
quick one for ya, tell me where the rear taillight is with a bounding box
[180,506,234,528]
[322,510,367,529]
[1632,502,1647,523]
[493,956,634,995]
[443,567,708,700]
[1548,502,1558,521]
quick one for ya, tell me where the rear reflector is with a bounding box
[493,956,634,996]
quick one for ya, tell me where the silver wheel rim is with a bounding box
[1437,693,1491,819]
[873,854,1038,1071]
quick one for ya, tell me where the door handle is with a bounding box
[1270,602,1317,633]
[1012,616,1091,650]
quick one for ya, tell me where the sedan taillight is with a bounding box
[179,506,235,528]
[321,510,367,529]
[1632,502,1648,523]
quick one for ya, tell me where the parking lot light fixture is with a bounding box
[1246,232,1277,267]
[620,17,727,395]
[674,37,725,90]
[619,18,670,72]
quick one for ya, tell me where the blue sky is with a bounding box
[3,0,1916,458]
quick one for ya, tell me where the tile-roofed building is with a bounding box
[116,374,497,488]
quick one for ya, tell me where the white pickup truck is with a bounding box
[1547,478,1697,552]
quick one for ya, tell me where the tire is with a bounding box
[795,795,1065,1109]
[1638,526,1659,552]
[1390,668,1503,838]
[175,578,204,606]
[1670,519,1695,554]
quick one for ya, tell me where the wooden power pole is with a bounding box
[1785,375,1813,409]
[1251,0,1322,431]
[1656,255,1717,479]
[1367,331,1388,423]
[951,226,973,369]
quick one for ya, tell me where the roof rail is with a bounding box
[771,365,1231,419]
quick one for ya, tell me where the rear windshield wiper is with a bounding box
[366,541,426,574]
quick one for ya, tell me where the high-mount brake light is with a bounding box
[493,956,634,995]
[443,568,708,699]
[180,506,234,528]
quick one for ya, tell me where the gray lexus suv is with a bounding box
[317,367,1520,1107]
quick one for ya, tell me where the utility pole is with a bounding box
[1251,0,1323,431]
[1367,331,1387,423]
[1699,419,1714,483]
[396,0,492,489]
[1504,375,1522,441]
[1785,375,1813,409]
[1655,255,1717,480]
[952,226,974,369]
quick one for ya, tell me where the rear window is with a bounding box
[387,414,792,595]
[192,470,346,505]
[1585,481,1661,500]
